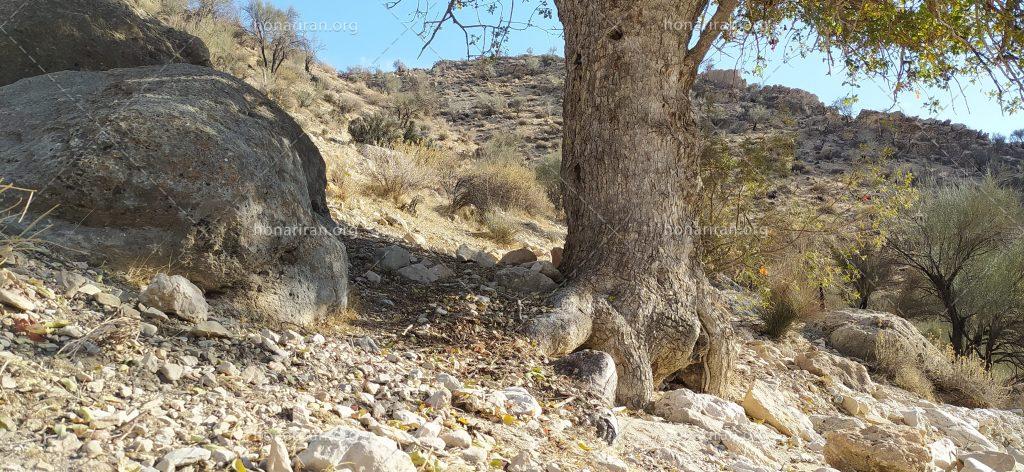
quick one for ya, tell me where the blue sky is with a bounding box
[273,0,1023,135]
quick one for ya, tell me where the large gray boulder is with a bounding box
[0,0,210,87]
[0,65,346,324]
[812,309,941,365]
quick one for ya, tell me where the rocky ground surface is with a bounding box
[3,236,1024,471]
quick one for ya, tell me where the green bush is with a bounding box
[534,150,562,210]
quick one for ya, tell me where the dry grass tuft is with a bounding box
[360,146,429,202]
[876,333,936,400]
[480,210,520,245]
[927,347,1009,408]
[758,278,819,340]
[451,161,552,217]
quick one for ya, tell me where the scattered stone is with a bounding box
[266,436,294,472]
[503,386,542,419]
[155,446,211,472]
[655,388,747,431]
[441,429,472,449]
[92,292,121,308]
[374,246,413,272]
[140,274,209,323]
[425,388,452,409]
[456,244,497,268]
[140,323,158,336]
[364,271,382,284]
[158,363,185,383]
[959,451,1016,472]
[398,263,439,284]
[493,267,557,294]
[824,424,931,472]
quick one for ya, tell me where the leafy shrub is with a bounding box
[476,133,522,163]
[326,91,364,115]
[349,111,403,147]
[451,161,552,216]
[360,147,428,201]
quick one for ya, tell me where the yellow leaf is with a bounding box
[577,441,592,451]
[232,458,247,472]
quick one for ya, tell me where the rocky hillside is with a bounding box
[2,2,1024,472]
[420,56,1024,179]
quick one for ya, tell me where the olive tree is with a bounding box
[389,0,1024,408]
[888,178,1024,361]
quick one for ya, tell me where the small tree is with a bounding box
[242,0,304,76]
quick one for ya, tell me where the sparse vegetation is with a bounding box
[360,146,429,201]
[348,111,404,147]
[451,160,552,217]
[758,277,818,340]
[480,210,520,244]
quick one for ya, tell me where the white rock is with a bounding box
[742,380,817,441]
[594,452,628,472]
[928,438,957,470]
[655,388,746,431]
[155,447,211,472]
[461,447,487,464]
[502,386,542,419]
[425,388,451,409]
[962,457,997,472]
[266,436,293,472]
[441,429,472,449]
[296,427,415,472]
[415,420,442,439]
[140,274,208,323]
[959,451,1016,472]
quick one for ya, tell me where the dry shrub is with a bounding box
[481,210,519,245]
[1,181,49,264]
[927,347,1009,408]
[360,147,428,201]
[876,333,936,400]
[325,159,353,203]
[758,276,819,340]
[451,161,552,217]
[393,143,460,195]
[326,90,364,115]
[476,93,507,116]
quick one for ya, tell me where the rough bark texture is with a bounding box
[527,0,736,409]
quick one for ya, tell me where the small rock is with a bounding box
[140,274,208,323]
[425,388,452,409]
[0,288,34,312]
[295,426,416,471]
[266,436,294,472]
[374,245,412,272]
[553,350,617,406]
[441,429,472,449]
[192,320,230,338]
[364,271,382,284]
[155,446,211,472]
[92,292,121,308]
[499,247,538,265]
[140,323,158,336]
[158,363,185,383]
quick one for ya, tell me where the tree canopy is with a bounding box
[393,0,1024,111]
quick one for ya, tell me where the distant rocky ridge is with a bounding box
[424,56,1024,181]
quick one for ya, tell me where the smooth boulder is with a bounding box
[140,274,208,323]
[0,65,346,324]
[295,427,415,472]
[0,0,210,87]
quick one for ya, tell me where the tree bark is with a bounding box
[527,0,736,409]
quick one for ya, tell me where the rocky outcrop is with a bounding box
[0,65,346,324]
[742,380,817,441]
[0,0,211,87]
[296,427,416,472]
[824,424,933,472]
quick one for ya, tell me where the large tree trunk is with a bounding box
[527,0,736,409]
